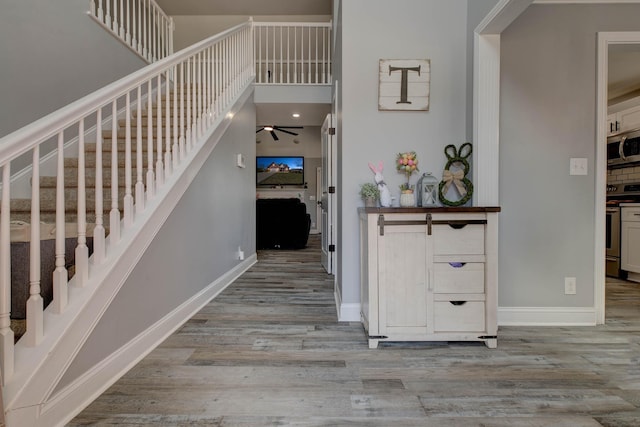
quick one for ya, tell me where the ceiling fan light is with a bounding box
[292,113,300,118]
[263,126,274,131]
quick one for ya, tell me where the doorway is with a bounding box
[596,32,640,323]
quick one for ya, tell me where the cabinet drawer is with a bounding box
[433,224,485,255]
[433,262,484,294]
[622,207,640,222]
[433,301,485,332]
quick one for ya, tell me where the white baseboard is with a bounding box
[334,288,360,322]
[498,306,597,326]
[39,255,257,427]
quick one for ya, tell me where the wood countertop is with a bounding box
[358,206,501,214]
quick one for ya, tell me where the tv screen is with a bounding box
[256,156,305,186]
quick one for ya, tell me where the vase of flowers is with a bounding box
[397,151,419,207]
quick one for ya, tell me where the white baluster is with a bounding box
[110,100,121,243]
[126,0,131,44]
[315,27,319,84]
[142,0,147,59]
[257,26,262,83]
[185,58,192,153]
[25,146,43,347]
[133,0,139,51]
[196,52,202,140]
[156,74,164,186]
[172,66,179,169]
[146,79,155,199]
[111,0,117,32]
[294,26,298,83]
[307,27,311,84]
[119,0,125,39]
[124,92,134,227]
[179,62,185,160]
[169,17,174,56]
[136,86,145,212]
[93,108,106,264]
[75,119,89,287]
[105,0,111,30]
[0,163,14,382]
[191,55,197,144]
[53,131,68,313]
[164,71,172,177]
[97,0,104,21]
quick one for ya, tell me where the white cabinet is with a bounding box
[359,208,499,349]
[621,205,640,273]
[608,105,640,135]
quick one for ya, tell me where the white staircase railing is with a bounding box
[0,17,253,404]
[254,21,332,85]
[88,0,174,63]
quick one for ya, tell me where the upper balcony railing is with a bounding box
[253,22,332,85]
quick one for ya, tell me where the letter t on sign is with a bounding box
[379,59,430,111]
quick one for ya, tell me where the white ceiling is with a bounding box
[255,103,331,128]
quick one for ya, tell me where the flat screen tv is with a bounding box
[256,156,305,186]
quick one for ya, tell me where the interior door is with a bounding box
[321,113,336,274]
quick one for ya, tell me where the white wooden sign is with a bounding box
[379,59,430,111]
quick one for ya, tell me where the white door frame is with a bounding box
[595,32,640,323]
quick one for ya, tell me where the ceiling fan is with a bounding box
[256,125,303,141]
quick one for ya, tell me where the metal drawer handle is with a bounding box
[449,262,466,268]
[450,301,467,306]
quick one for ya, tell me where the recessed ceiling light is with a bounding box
[292,113,300,118]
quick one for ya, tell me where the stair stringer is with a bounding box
[3,83,255,427]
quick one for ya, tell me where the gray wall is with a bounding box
[0,0,147,137]
[339,0,469,307]
[499,4,640,308]
[57,95,256,389]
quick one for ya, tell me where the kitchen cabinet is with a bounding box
[359,207,500,349]
[621,205,640,274]
[608,105,640,135]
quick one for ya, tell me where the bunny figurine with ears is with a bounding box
[368,162,392,207]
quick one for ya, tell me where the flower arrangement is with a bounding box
[396,151,419,193]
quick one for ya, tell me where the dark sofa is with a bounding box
[256,198,311,249]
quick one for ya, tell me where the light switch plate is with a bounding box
[236,153,245,168]
[570,158,587,175]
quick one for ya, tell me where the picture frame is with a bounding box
[378,59,430,111]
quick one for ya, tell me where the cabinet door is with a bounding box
[621,220,640,273]
[377,224,429,335]
[619,105,640,133]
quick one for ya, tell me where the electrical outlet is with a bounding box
[565,277,576,295]
[237,246,245,260]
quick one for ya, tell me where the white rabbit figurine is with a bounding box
[368,162,392,207]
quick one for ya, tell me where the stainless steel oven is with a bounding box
[606,207,621,277]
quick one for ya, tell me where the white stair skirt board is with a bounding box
[498,306,597,326]
[41,254,257,427]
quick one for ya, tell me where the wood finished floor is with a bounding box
[70,235,640,426]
